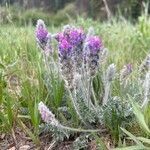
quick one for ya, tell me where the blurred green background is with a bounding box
[0,0,150,26]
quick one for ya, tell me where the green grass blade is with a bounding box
[137,137,150,145]
[128,96,150,134]
[114,145,146,150]
[120,127,143,145]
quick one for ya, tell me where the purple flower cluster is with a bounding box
[35,20,103,88]
[58,38,72,57]
[55,25,103,87]
[84,36,103,76]
[55,26,87,89]
[35,19,52,55]
[36,25,48,43]
[86,36,102,54]
[69,28,85,46]
[56,26,85,57]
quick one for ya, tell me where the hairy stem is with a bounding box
[60,125,106,133]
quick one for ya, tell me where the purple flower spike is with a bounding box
[36,19,48,44]
[59,39,72,56]
[58,37,75,89]
[55,33,64,42]
[35,19,52,55]
[84,36,103,76]
[86,36,102,54]
[69,28,85,45]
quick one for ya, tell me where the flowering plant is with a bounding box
[35,20,140,147]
